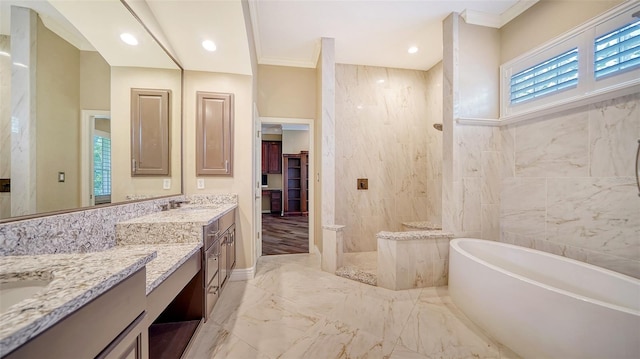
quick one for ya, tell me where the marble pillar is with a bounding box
[320,37,336,228]
[10,7,37,216]
[0,35,11,219]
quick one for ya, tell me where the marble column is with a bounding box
[10,6,38,216]
[320,37,336,228]
[0,35,11,218]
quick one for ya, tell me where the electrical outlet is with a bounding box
[197,178,205,189]
[163,179,171,189]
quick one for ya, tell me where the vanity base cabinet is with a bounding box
[4,269,146,359]
[146,251,203,359]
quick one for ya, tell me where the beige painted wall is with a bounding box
[36,18,81,213]
[110,66,182,202]
[184,70,254,270]
[500,0,622,63]
[282,130,309,154]
[258,64,316,118]
[80,51,110,111]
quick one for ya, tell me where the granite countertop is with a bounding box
[377,230,454,240]
[0,247,156,356]
[123,243,203,294]
[116,203,237,245]
[401,221,442,230]
[0,203,231,355]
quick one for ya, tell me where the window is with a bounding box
[500,2,640,121]
[510,48,579,104]
[93,134,111,204]
[594,19,640,80]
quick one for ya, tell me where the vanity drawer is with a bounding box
[219,209,234,232]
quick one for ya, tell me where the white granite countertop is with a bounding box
[0,247,156,356]
[122,243,203,294]
[0,203,231,355]
[377,230,454,240]
[116,204,236,245]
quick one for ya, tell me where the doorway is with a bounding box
[80,110,111,207]
[259,117,314,257]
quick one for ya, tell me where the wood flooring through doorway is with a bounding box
[261,214,309,255]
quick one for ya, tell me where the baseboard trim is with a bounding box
[229,266,255,281]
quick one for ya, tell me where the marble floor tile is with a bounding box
[279,318,388,359]
[184,320,270,359]
[186,253,517,359]
[397,290,503,358]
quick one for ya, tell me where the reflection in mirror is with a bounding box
[0,0,182,221]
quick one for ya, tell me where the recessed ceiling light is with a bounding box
[120,33,138,46]
[376,79,385,84]
[408,46,419,54]
[202,40,217,52]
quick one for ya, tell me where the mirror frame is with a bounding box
[0,0,184,224]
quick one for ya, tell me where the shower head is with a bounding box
[433,123,443,131]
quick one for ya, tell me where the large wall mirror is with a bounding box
[0,0,182,222]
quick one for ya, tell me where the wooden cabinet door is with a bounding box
[196,92,233,176]
[261,141,269,174]
[267,141,282,173]
[270,190,282,213]
[130,88,170,176]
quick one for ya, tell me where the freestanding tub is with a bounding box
[449,238,640,359]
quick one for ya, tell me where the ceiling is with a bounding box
[2,0,539,74]
[248,0,538,71]
[140,0,538,74]
[1,0,177,69]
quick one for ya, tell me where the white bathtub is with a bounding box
[449,238,640,359]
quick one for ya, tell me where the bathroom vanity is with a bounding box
[0,201,237,359]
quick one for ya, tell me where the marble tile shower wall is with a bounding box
[500,93,640,278]
[335,64,433,252]
[424,62,443,227]
[0,196,182,256]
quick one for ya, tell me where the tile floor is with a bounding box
[185,253,520,359]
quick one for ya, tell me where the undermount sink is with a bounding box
[0,277,52,314]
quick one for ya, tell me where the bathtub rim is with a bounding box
[450,238,640,316]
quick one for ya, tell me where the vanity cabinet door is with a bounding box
[196,92,234,176]
[228,224,236,274]
[97,313,146,359]
[131,88,171,176]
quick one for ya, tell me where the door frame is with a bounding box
[80,110,110,207]
[258,116,315,256]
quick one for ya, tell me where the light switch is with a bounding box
[58,172,65,182]
[197,178,205,189]
[163,179,171,189]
